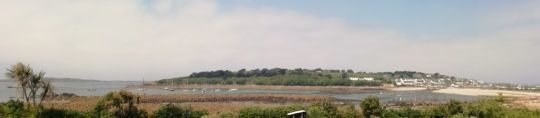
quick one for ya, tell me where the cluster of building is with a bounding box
[348,77,374,81]
[394,78,456,88]
[349,76,539,90]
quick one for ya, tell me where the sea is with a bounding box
[0,81,478,103]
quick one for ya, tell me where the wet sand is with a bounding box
[433,88,540,97]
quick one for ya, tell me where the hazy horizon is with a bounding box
[1,0,539,84]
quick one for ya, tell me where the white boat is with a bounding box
[138,77,145,91]
[164,79,174,91]
[228,88,238,92]
[214,89,221,92]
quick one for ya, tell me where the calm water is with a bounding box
[1,81,478,103]
[0,81,138,102]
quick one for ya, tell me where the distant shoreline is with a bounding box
[135,84,431,94]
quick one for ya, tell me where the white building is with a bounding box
[349,77,374,81]
[362,77,374,81]
[395,78,419,86]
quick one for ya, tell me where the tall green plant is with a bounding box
[5,62,55,107]
[5,63,33,103]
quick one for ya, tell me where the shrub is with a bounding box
[152,104,208,118]
[218,112,236,118]
[336,105,361,118]
[360,96,382,118]
[90,90,148,118]
[0,100,35,118]
[238,107,266,118]
[238,105,306,118]
[307,101,338,118]
[381,110,400,118]
[39,108,89,118]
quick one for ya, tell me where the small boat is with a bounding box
[7,86,14,88]
[138,77,145,91]
[164,79,174,91]
[137,88,145,91]
[214,89,221,92]
[228,88,238,92]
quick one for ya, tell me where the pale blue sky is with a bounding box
[1,0,539,84]
[215,0,527,36]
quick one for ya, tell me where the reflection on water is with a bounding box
[1,81,478,103]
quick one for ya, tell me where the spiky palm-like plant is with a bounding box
[5,62,55,107]
[5,63,33,104]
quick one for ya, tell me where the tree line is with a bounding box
[160,68,453,86]
[187,68,446,79]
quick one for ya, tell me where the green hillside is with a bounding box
[158,68,456,86]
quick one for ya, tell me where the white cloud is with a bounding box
[0,0,538,83]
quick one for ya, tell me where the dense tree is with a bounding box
[161,68,466,87]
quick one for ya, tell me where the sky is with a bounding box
[1,0,539,84]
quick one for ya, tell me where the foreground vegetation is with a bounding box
[3,92,539,118]
[1,90,209,118]
[158,68,452,86]
[3,63,539,118]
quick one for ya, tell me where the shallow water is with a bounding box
[1,81,478,103]
[128,88,478,103]
[0,81,138,102]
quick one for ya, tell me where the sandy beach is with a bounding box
[433,88,540,97]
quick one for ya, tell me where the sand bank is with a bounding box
[433,88,540,97]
